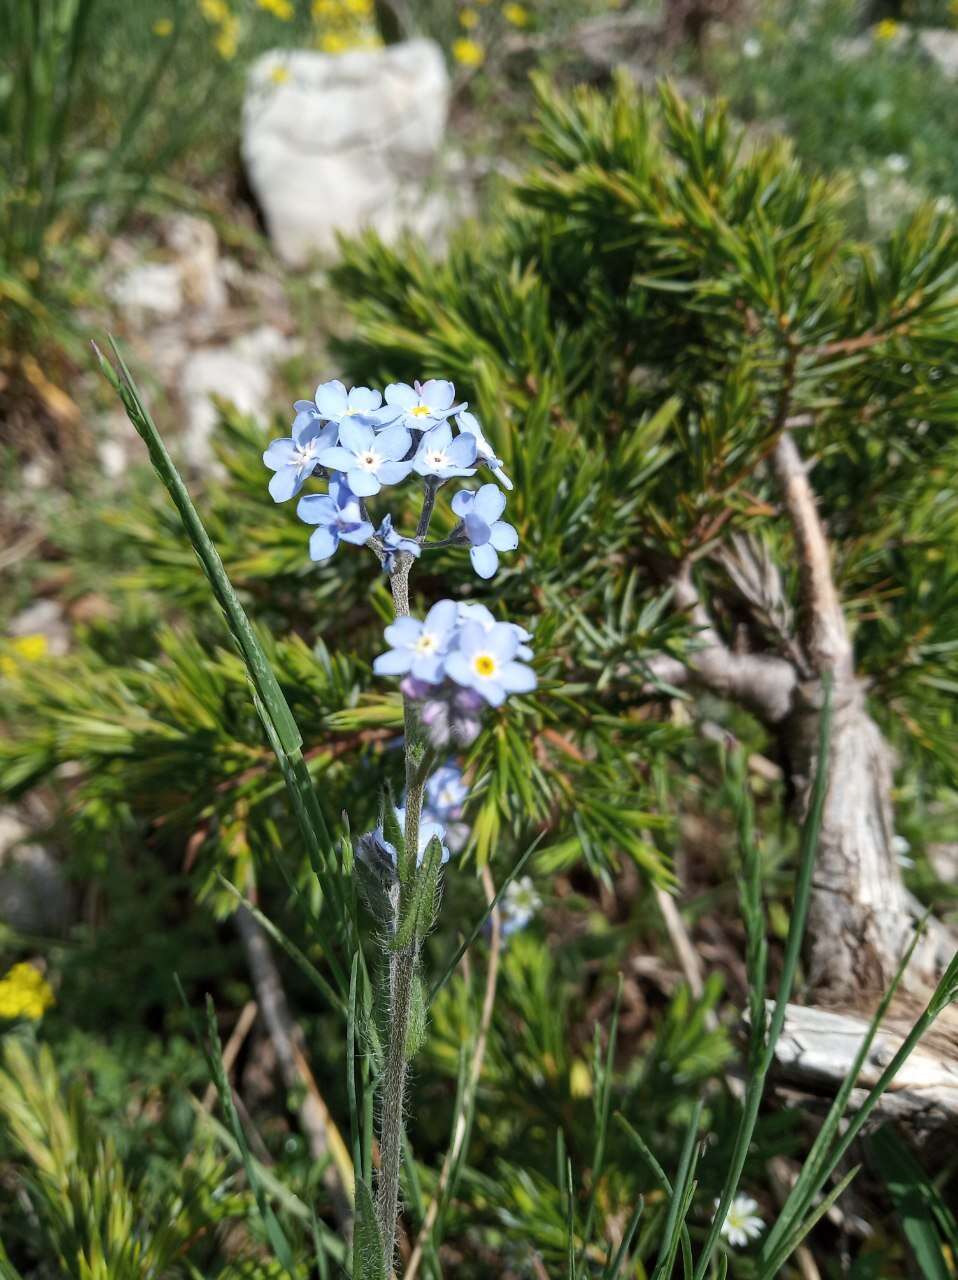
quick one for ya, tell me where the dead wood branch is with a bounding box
[234,904,354,1230]
[771,1002,958,1131]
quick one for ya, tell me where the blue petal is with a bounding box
[423,421,452,450]
[473,483,505,523]
[444,650,475,688]
[347,385,382,412]
[477,678,506,707]
[347,467,380,497]
[384,617,422,647]
[339,417,375,453]
[464,513,492,546]
[451,489,474,517]
[499,661,536,693]
[410,653,446,683]
[296,493,338,524]
[308,526,339,561]
[373,648,414,675]
[384,382,418,409]
[484,622,518,661]
[292,410,320,441]
[376,460,414,486]
[318,446,355,471]
[314,379,349,420]
[424,598,457,637]
[367,404,404,429]
[420,379,455,412]
[456,621,487,658]
[376,424,412,461]
[470,542,499,579]
[263,438,296,470]
[339,520,374,545]
[268,465,301,502]
[446,433,478,467]
[489,520,518,552]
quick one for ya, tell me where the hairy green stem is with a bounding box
[376,938,417,1267]
[375,532,431,1267]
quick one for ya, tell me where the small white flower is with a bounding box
[742,37,761,58]
[885,153,909,174]
[500,875,542,936]
[716,1194,764,1248]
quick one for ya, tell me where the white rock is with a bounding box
[165,214,229,314]
[0,810,70,936]
[242,40,451,265]
[107,214,228,323]
[9,599,70,656]
[918,27,958,78]
[108,261,184,321]
[178,325,297,469]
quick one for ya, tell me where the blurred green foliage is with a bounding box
[3,21,958,1279]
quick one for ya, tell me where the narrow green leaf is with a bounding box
[186,988,296,1275]
[868,1127,951,1280]
[95,339,300,755]
[353,1177,388,1280]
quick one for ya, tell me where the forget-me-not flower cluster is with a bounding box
[262,377,519,576]
[374,599,536,708]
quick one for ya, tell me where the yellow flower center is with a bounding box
[415,633,438,654]
[410,404,432,418]
[473,653,496,677]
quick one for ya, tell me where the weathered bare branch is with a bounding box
[234,905,354,1230]
[672,563,798,724]
[771,1002,958,1130]
[772,432,852,678]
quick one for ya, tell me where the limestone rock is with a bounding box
[242,39,451,265]
[0,810,70,937]
[178,325,297,469]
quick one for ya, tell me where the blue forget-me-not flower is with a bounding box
[373,599,459,684]
[263,416,338,503]
[413,422,478,480]
[318,419,413,497]
[296,475,374,561]
[377,514,422,572]
[444,618,536,706]
[306,379,399,429]
[385,379,461,430]
[457,602,533,660]
[455,410,513,490]
[451,484,519,578]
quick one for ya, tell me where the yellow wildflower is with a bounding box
[569,1059,593,1098]
[200,0,230,22]
[152,17,174,35]
[874,18,899,40]
[459,7,479,28]
[0,633,48,677]
[0,964,55,1021]
[345,0,372,12]
[270,64,291,83]
[950,0,958,20]
[257,0,294,18]
[320,30,350,52]
[215,14,240,58]
[452,36,484,66]
[502,2,529,25]
[312,0,338,16]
